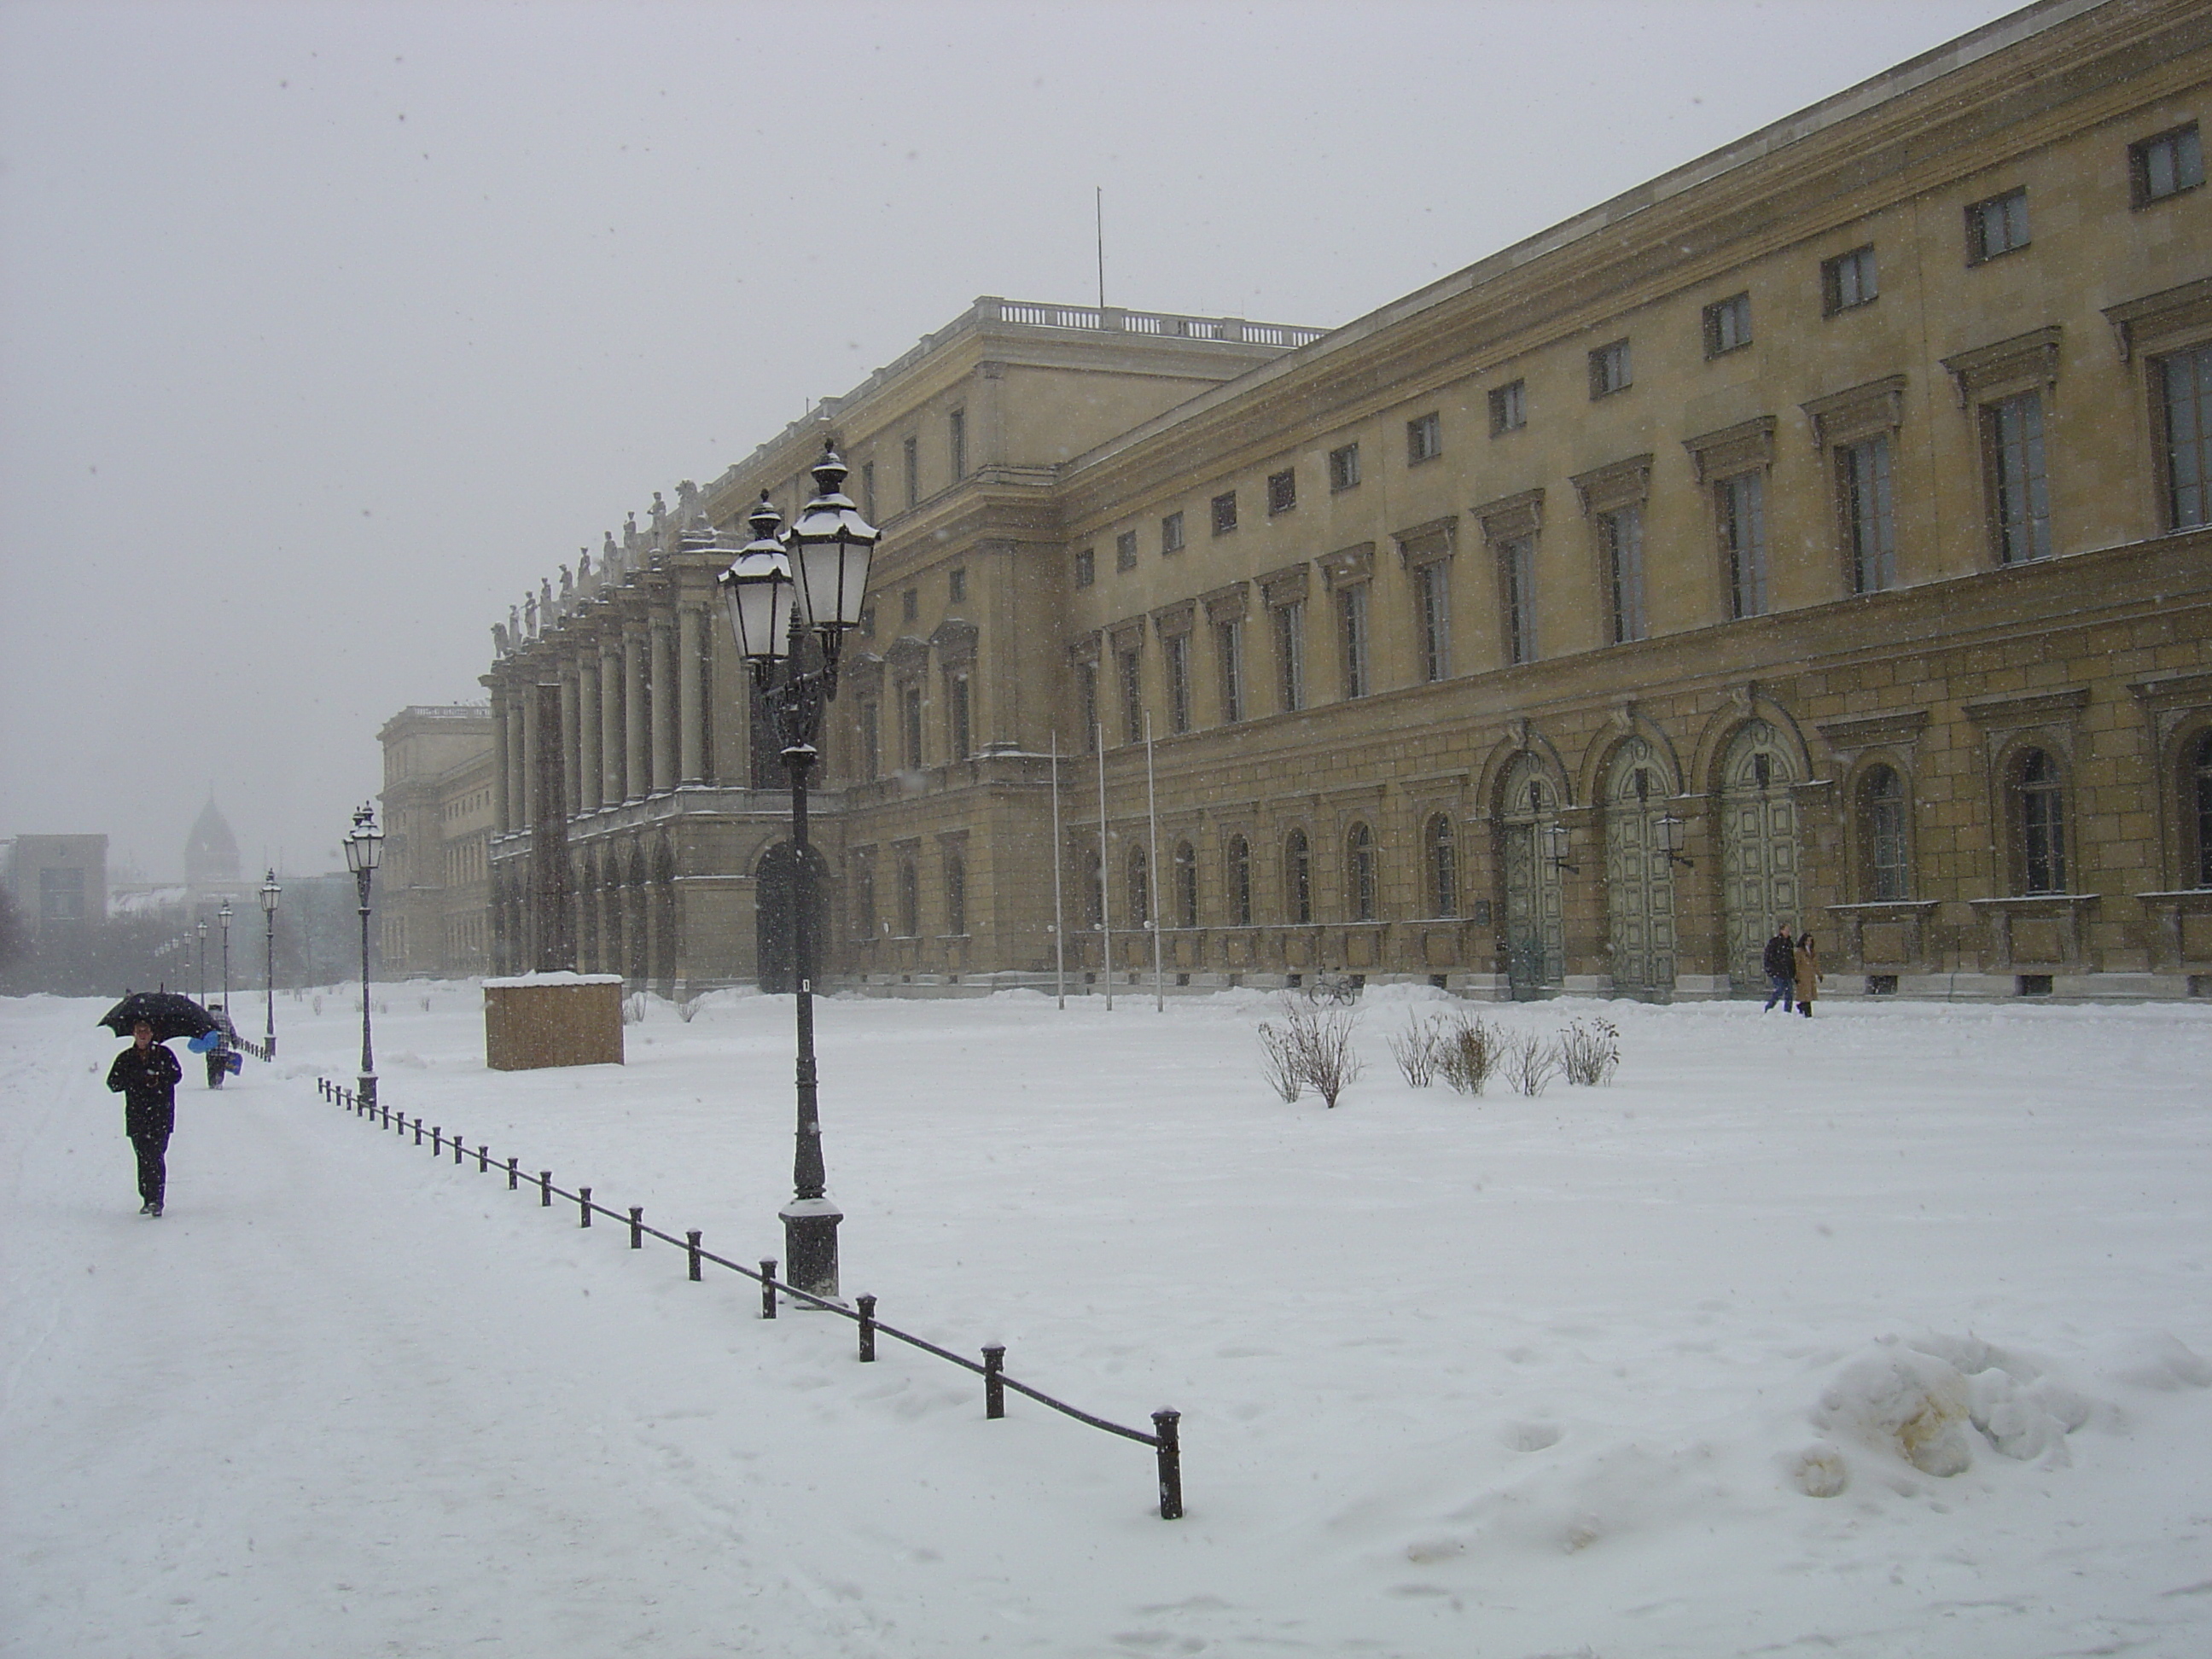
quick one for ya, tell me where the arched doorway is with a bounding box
[1719,720,1802,992]
[1604,738,1677,997]
[1499,754,1564,998]
[755,841,832,994]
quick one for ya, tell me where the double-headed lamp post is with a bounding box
[344,804,385,1110]
[196,920,207,1002]
[218,899,232,1016]
[717,442,881,1303]
[260,869,282,1059]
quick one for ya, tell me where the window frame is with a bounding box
[1703,293,1753,358]
[1838,433,1898,594]
[1266,467,1297,515]
[1858,762,1912,901]
[1328,442,1362,492]
[1820,245,1878,316]
[2155,342,2212,532]
[1965,187,2031,265]
[1173,840,1198,930]
[1499,533,1537,666]
[1284,828,1313,925]
[1210,491,1238,537]
[2011,746,2069,895]
[1427,812,1458,917]
[1336,583,1371,700]
[1073,547,1095,588]
[1406,411,1442,464]
[1164,631,1191,735]
[902,434,920,509]
[1346,822,1377,923]
[1161,510,1185,554]
[1416,557,1452,682]
[1216,617,1244,725]
[1115,530,1139,572]
[2131,121,2203,208]
[1117,642,1144,746]
[1598,504,1646,643]
[1226,833,1253,926]
[1488,379,1526,435]
[1984,388,2052,564]
[1588,339,1633,399]
[1718,469,1769,620]
[946,670,971,760]
[1273,599,1306,713]
[947,407,967,480]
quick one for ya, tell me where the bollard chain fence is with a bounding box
[314,1075,1183,1520]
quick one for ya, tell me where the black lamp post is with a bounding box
[717,442,881,1302]
[195,920,207,1003]
[260,869,281,1060]
[344,803,384,1110]
[218,899,232,1016]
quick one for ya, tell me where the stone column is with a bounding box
[678,606,705,784]
[489,684,511,836]
[579,655,602,813]
[512,687,535,831]
[625,626,649,801]
[650,619,678,794]
[558,665,582,823]
[599,641,624,807]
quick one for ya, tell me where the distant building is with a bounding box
[377,705,497,978]
[3,835,108,934]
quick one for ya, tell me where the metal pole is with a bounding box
[1146,712,1163,1012]
[264,904,276,1059]
[1050,732,1065,1010]
[220,914,230,1017]
[1097,723,1112,1011]
[356,868,377,1112]
[775,650,840,1303]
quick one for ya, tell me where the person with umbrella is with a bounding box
[98,992,214,1217]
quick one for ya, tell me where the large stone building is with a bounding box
[377,705,497,979]
[484,0,2212,1003]
[2,835,108,934]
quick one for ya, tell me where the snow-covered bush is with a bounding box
[1257,1004,1364,1108]
[1387,1016,1445,1087]
[1438,1015,1503,1096]
[1556,1016,1621,1086]
[1502,1031,1557,1097]
[1257,1020,1303,1102]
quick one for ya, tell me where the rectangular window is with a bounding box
[1274,601,1305,712]
[860,700,880,780]
[1118,646,1144,745]
[1165,633,1191,734]
[900,684,923,769]
[1337,585,1370,699]
[2161,343,2212,529]
[1987,390,2051,563]
[1499,535,1536,666]
[1073,547,1095,588]
[1267,468,1296,515]
[860,460,876,522]
[948,408,966,480]
[1217,618,1243,724]
[901,586,918,624]
[2132,122,2203,207]
[1328,443,1361,492]
[1488,380,1525,434]
[1115,530,1138,572]
[1161,510,1185,553]
[945,853,966,936]
[1869,791,1908,902]
[948,566,966,603]
[1719,470,1768,619]
[1588,340,1632,399]
[1966,187,2029,264]
[1703,293,1752,357]
[1406,411,1441,463]
[1211,491,1238,536]
[1840,434,1897,593]
[1821,245,1878,314]
[903,435,919,508]
[1077,661,1099,751]
[1416,561,1451,682]
[947,672,970,758]
[38,867,84,923]
[1599,504,1645,643]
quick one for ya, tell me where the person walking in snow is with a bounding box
[1761,922,1796,1012]
[107,1018,182,1216]
[1793,933,1823,1018]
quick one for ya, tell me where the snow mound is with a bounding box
[1813,1333,2105,1481]
[2104,1330,2212,1392]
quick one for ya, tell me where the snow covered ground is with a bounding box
[5,981,2210,1658]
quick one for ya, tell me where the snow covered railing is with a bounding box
[315,1075,1184,1521]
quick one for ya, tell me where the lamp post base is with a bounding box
[358,1074,378,1111]
[779,1196,843,1301]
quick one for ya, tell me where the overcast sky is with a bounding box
[1,0,2026,884]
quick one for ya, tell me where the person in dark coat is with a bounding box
[106,1019,182,1216]
[1761,922,1796,1012]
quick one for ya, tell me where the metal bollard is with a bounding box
[539,1171,552,1207]
[686,1230,701,1282]
[413,1118,424,1147]
[857,1294,876,1362]
[431,1126,442,1157]
[477,1144,489,1173]
[983,1345,1006,1419]
[452,1134,463,1166]
[506,1156,519,1191]
[1153,1409,1183,1520]
[760,1261,777,1319]
[579,1186,592,1227]
[381,1101,390,1128]
[628,1207,643,1249]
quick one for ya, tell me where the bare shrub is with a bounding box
[1388,1016,1446,1087]
[1556,1016,1621,1086]
[1502,1032,1558,1097]
[1258,1004,1365,1107]
[1438,1014,1503,1096]
[676,993,706,1023]
[1257,1020,1303,1102]
[621,992,647,1025]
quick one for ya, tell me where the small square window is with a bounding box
[1406,412,1441,463]
[1266,468,1296,515]
[1161,510,1185,553]
[2132,122,2203,207]
[1211,491,1238,536]
[859,606,876,640]
[948,566,966,603]
[901,587,919,624]
[1115,530,1138,571]
[1588,340,1632,399]
[1487,380,1525,435]
[1073,549,1094,588]
[1703,293,1752,357]
[1965,188,2029,264]
[1821,246,1878,315]
[1328,443,1361,492]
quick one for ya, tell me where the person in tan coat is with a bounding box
[1792,934,1823,1017]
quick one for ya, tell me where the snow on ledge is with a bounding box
[481,972,626,989]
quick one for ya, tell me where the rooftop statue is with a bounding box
[492,622,509,657]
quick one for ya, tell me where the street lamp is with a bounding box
[1656,812,1695,869]
[343,803,385,1110]
[196,920,207,1002]
[260,869,282,1060]
[1544,821,1578,873]
[218,899,232,1016]
[717,442,880,1302]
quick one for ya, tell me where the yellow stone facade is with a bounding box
[486,0,2212,1002]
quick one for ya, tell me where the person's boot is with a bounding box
[148,1201,163,1217]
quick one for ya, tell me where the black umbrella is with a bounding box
[97,990,220,1044]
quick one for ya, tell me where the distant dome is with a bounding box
[184,797,241,886]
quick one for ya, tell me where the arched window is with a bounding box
[1860,764,1909,900]
[1285,829,1312,924]
[1173,841,1198,929]
[2016,748,2066,894]
[1347,822,1377,921]
[1227,834,1252,926]
[945,852,966,936]
[2194,730,2212,888]
[1128,845,1150,928]
[1427,813,1458,917]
